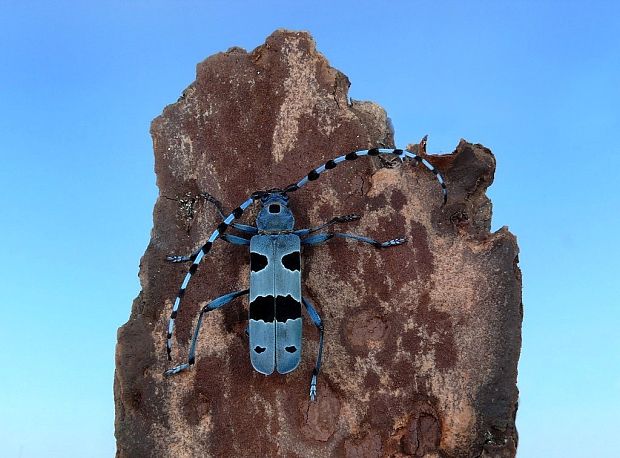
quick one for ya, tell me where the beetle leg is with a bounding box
[220,234,251,245]
[302,296,324,401]
[230,223,259,234]
[166,254,193,263]
[293,214,360,236]
[166,234,250,264]
[165,289,249,374]
[301,232,406,248]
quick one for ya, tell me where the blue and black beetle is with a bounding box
[164,147,447,400]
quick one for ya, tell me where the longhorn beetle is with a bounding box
[164,146,447,400]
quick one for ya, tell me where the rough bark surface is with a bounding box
[115,30,522,458]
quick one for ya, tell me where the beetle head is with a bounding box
[256,190,295,231]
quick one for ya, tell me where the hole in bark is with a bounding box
[450,211,469,226]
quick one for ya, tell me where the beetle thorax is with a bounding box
[256,193,295,232]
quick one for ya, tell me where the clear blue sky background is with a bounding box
[1,1,618,457]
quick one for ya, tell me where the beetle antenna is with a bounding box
[166,146,447,360]
[282,147,447,206]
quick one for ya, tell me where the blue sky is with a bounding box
[1,1,618,456]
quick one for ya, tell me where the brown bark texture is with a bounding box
[114,30,522,458]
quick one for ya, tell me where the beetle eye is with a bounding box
[268,204,281,214]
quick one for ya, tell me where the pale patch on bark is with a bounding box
[270,35,349,162]
[271,36,319,162]
[149,321,215,457]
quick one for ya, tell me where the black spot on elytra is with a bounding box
[281,251,300,271]
[254,346,266,354]
[250,295,274,322]
[275,295,301,321]
[250,252,268,272]
[285,346,297,353]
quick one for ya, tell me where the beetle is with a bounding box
[164,146,447,400]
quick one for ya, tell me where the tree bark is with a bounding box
[115,29,521,458]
